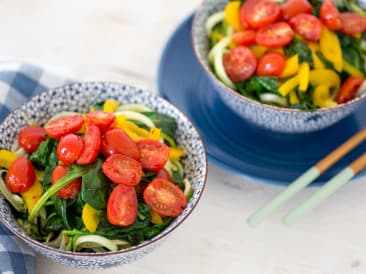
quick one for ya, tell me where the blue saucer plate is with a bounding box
[157,15,366,186]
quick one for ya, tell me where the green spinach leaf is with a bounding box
[30,137,57,168]
[43,149,58,189]
[285,38,314,67]
[140,112,178,138]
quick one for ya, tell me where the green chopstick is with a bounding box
[247,129,366,227]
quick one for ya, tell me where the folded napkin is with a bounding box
[0,62,69,274]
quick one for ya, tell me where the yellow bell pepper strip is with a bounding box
[169,147,185,160]
[224,1,242,31]
[103,99,119,113]
[309,69,341,90]
[313,85,338,108]
[289,90,300,105]
[250,45,268,59]
[116,115,161,142]
[343,60,364,77]
[82,203,100,233]
[149,127,161,141]
[150,210,163,225]
[280,55,299,78]
[320,26,343,72]
[0,149,18,169]
[298,62,310,92]
[278,75,299,96]
[308,42,325,69]
[21,180,42,212]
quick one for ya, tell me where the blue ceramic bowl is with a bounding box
[192,0,366,133]
[0,82,207,268]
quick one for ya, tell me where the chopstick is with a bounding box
[283,152,366,225]
[247,128,366,227]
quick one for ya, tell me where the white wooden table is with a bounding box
[2,1,366,273]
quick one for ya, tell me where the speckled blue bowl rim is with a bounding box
[0,81,208,259]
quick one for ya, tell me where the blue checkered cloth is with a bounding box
[0,62,69,274]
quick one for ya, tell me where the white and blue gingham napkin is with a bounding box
[0,62,69,274]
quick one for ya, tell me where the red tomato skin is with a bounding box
[143,178,187,217]
[336,76,364,104]
[245,1,281,29]
[102,154,142,186]
[280,0,313,20]
[289,13,322,41]
[107,184,137,226]
[339,13,366,35]
[77,126,101,165]
[86,111,116,132]
[51,165,82,199]
[6,157,36,193]
[233,30,257,46]
[320,0,342,30]
[136,139,170,172]
[239,0,262,28]
[18,125,47,153]
[45,114,84,139]
[256,52,286,76]
[256,22,294,48]
[157,168,171,181]
[57,134,84,165]
[101,129,140,160]
[223,46,257,82]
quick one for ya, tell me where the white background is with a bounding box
[2,1,366,273]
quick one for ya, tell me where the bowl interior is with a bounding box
[0,82,207,261]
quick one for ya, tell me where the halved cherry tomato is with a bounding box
[57,133,85,165]
[101,128,140,160]
[245,1,281,29]
[45,114,84,139]
[137,139,170,172]
[256,52,286,76]
[51,165,82,199]
[18,125,47,153]
[6,157,36,193]
[256,22,294,48]
[86,111,116,132]
[239,0,261,28]
[107,184,137,226]
[289,14,322,41]
[320,0,342,31]
[232,30,256,46]
[339,13,366,35]
[102,154,142,186]
[336,76,364,104]
[280,0,313,20]
[223,46,257,82]
[77,126,101,165]
[157,168,171,181]
[143,178,187,217]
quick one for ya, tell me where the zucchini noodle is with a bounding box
[205,11,225,36]
[116,104,152,112]
[0,170,25,212]
[114,110,155,128]
[259,93,288,107]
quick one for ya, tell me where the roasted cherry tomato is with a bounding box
[320,0,342,30]
[239,0,261,28]
[245,1,281,29]
[339,13,366,35]
[101,128,140,160]
[289,14,322,41]
[45,114,84,139]
[157,168,171,181]
[232,30,256,46]
[280,0,313,20]
[18,125,47,153]
[137,139,170,172]
[6,157,36,193]
[57,133,85,165]
[51,165,82,199]
[86,111,116,132]
[256,22,294,48]
[102,154,142,186]
[143,178,187,217]
[223,46,257,82]
[107,184,137,226]
[256,52,286,76]
[77,126,101,165]
[336,76,364,104]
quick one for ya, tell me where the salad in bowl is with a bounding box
[204,0,366,109]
